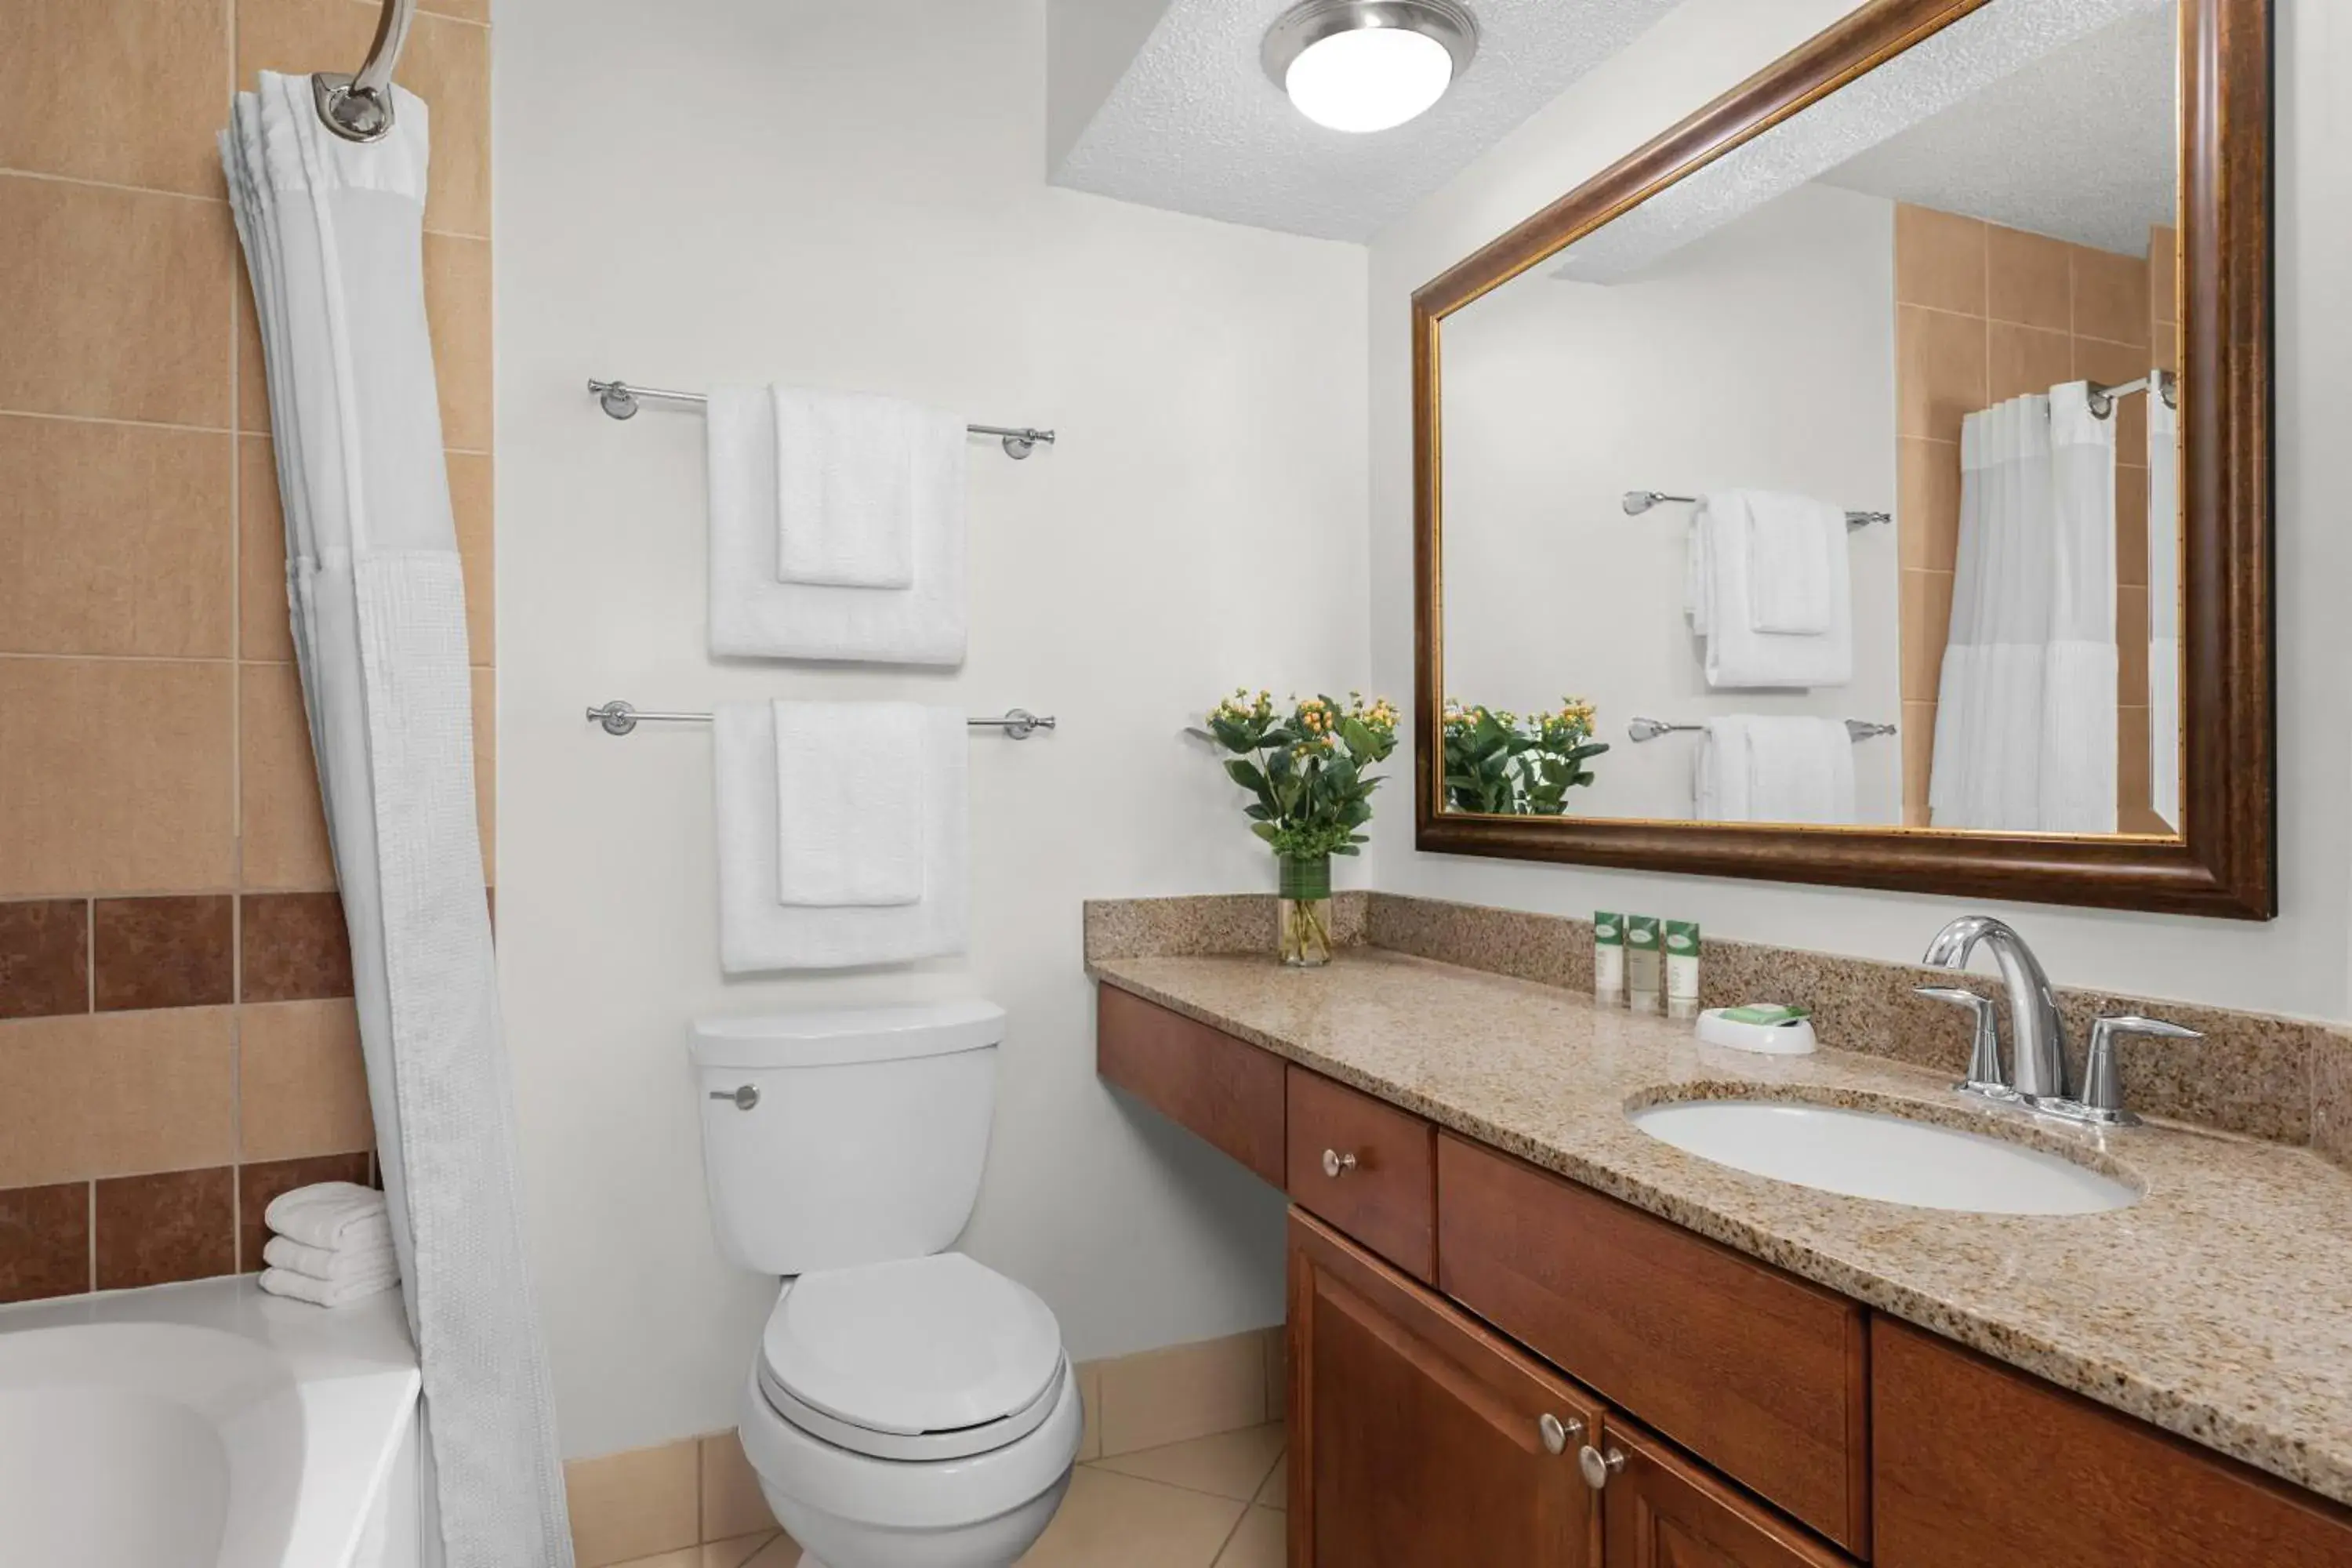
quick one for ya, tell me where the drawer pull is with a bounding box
[1538,1413,1582,1454]
[1577,1444,1626,1490]
[1321,1148,1359,1178]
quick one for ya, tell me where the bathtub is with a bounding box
[0,1274,422,1568]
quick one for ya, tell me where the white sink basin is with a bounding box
[1628,1099,2138,1214]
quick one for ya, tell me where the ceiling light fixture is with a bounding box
[1261,0,1479,134]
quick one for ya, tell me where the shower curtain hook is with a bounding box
[314,0,416,143]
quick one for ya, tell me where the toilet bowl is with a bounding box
[693,1004,1076,1568]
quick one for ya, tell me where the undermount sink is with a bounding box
[1628,1099,2139,1215]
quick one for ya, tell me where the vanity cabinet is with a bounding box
[1095,984,1285,1185]
[1285,1066,1437,1283]
[1598,1415,1854,1568]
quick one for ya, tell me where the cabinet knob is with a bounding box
[1321,1149,1358,1178]
[1577,1444,1626,1490]
[1538,1413,1582,1454]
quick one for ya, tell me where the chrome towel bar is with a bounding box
[586,700,1055,740]
[1622,491,1889,529]
[1628,717,1895,743]
[586,379,1057,459]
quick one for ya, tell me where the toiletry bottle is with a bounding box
[1625,916,1662,1014]
[1665,920,1701,1020]
[1594,912,1625,1004]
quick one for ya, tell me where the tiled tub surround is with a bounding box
[0,0,494,1302]
[1084,940,2352,1511]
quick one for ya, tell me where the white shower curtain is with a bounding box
[223,74,572,1568]
[1928,383,2119,833]
[2148,383,2182,829]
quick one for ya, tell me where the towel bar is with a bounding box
[586,700,1055,740]
[586,379,1056,459]
[1622,491,1889,529]
[1628,717,1895,743]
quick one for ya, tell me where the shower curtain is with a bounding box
[222,74,572,1568]
[2148,384,2182,829]
[1928,383,2119,833]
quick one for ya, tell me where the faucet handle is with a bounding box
[1915,986,2009,1098]
[2081,1014,2201,1123]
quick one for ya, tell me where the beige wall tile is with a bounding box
[1987,321,2072,405]
[2150,223,2179,325]
[1903,702,1938,825]
[567,1439,700,1568]
[448,451,495,658]
[1986,223,2071,332]
[426,234,493,452]
[1097,1330,1269,1457]
[2073,245,2151,347]
[0,1008,234,1185]
[473,666,495,882]
[2118,586,2150,709]
[1899,571,1954,706]
[235,285,272,434]
[2119,705,2152,811]
[0,658,234,896]
[698,1431,776,1542]
[0,0,230,197]
[0,416,234,657]
[238,437,296,660]
[2117,464,2150,587]
[0,175,234,426]
[1895,306,1985,444]
[412,0,490,24]
[2152,323,2177,376]
[240,662,336,891]
[1895,437,1961,575]
[239,998,373,1160]
[1893,204,1984,315]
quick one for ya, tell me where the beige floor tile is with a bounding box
[238,998,372,1161]
[699,1431,778,1541]
[1074,1361,1102,1462]
[1092,1423,1285,1503]
[1097,1333,1268,1457]
[702,1534,783,1568]
[0,0,231,197]
[1254,1448,1285,1510]
[1018,1468,1245,1568]
[566,1439,700,1568]
[1212,1507,1286,1568]
[0,1008,236,1185]
[239,661,336,891]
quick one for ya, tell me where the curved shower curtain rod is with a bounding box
[312,0,416,143]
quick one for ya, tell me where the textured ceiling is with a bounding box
[1549,0,2172,283]
[1820,5,2176,256]
[1051,0,1683,242]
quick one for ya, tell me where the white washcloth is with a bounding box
[775,700,925,906]
[1744,716,1857,824]
[1687,492,1853,689]
[264,1181,390,1250]
[772,387,924,589]
[714,701,967,971]
[260,1265,399,1308]
[708,386,967,664]
[1740,491,1844,635]
[263,1232,397,1286]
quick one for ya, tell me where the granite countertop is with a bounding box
[1089,949,2352,1508]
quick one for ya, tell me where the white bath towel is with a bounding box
[263,1232,399,1286]
[1744,716,1857,824]
[714,701,967,971]
[260,1265,400,1308]
[264,1181,390,1251]
[771,387,938,590]
[709,387,967,664]
[1740,491,1845,635]
[1687,492,1853,688]
[1695,718,1753,822]
[775,700,925,906]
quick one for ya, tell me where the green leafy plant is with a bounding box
[1205,690,1401,862]
[1442,699,1608,816]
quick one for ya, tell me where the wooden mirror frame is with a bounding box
[1411,0,2274,918]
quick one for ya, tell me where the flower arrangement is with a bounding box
[1442,699,1609,816]
[1205,690,1400,964]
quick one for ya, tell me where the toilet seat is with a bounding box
[757,1253,1065,1462]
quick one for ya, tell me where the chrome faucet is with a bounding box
[1921,916,2069,1102]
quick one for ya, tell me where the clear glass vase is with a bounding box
[1276,855,1334,968]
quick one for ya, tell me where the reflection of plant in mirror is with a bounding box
[1443,699,1609,815]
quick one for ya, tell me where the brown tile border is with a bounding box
[93,1165,234,1290]
[237,1152,372,1273]
[240,891,354,1003]
[0,898,88,1019]
[0,1180,89,1303]
[93,894,234,1011]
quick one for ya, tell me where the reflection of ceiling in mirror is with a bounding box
[1819,5,2176,256]
[1547,0,2172,285]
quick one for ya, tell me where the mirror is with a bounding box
[1414,0,2273,916]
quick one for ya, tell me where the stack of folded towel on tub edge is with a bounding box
[259,1181,400,1308]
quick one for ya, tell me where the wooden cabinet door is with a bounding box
[1289,1209,1599,1568]
[1597,1415,1855,1568]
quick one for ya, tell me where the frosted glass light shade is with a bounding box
[1283,25,1457,132]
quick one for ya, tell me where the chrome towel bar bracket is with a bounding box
[586,379,1056,459]
[586,700,1056,740]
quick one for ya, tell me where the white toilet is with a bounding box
[693,1000,1078,1568]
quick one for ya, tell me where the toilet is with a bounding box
[693,1001,1078,1568]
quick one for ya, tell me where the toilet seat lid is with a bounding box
[760,1253,1062,1436]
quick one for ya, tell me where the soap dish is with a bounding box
[1695,1007,1818,1056]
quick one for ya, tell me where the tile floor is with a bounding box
[608,1421,1288,1568]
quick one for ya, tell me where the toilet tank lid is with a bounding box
[691,1000,1005,1069]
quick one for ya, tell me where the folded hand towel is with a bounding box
[1696,717,1754,822]
[715,701,968,971]
[772,387,920,589]
[1743,716,1857,824]
[264,1181,390,1250]
[260,1265,398,1308]
[1693,492,1853,689]
[263,1232,398,1286]
[1740,491,1844,636]
[708,387,967,664]
[775,700,925,906]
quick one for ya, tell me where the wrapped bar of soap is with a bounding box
[1695,1004,1818,1055]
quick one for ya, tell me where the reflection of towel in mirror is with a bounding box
[1697,717,1854,824]
[1686,492,1853,688]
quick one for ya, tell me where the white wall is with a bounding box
[494,0,1369,1458]
[1440,181,1900,823]
[1367,0,2352,1021]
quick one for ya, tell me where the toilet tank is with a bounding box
[692,1000,1004,1276]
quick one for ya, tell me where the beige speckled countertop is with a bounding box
[1090,949,2352,1508]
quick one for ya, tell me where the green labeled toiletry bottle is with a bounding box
[1665,920,1701,1020]
[1594,912,1624,1004]
[1625,916,1662,1014]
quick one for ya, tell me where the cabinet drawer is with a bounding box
[1287,1066,1438,1282]
[1096,986,1285,1185]
[1437,1134,1870,1555]
[1873,1319,2352,1566]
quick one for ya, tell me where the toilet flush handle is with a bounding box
[710,1084,760,1110]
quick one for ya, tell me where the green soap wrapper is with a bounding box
[1721,1004,1809,1025]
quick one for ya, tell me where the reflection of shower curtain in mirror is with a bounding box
[1928,384,2118,833]
[2148,389,2181,829]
